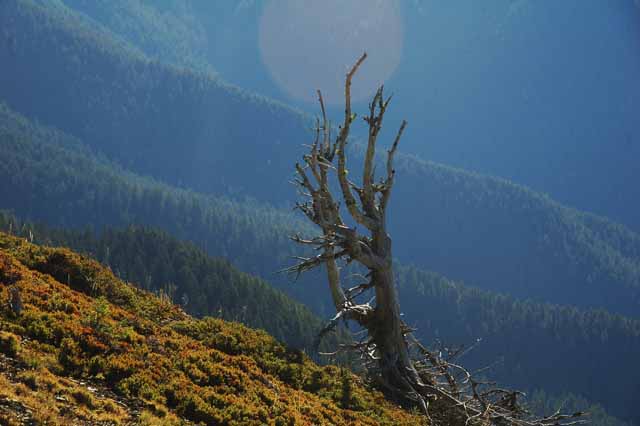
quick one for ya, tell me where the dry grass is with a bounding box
[0,232,426,425]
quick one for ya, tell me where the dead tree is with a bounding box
[287,53,586,426]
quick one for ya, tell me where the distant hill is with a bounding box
[0,231,423,425]
[396,262,640,422]
[2,2,640,421]
[2,0,640,319]
[47,0,217,76]
[0,101,307,295]
[1,109,639,423]
[392,1,640,231]
[48,0,640,232]
[390,153,640,317]
[0,0,305,203]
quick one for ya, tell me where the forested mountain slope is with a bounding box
[3,0,640,317]
[3,0,640,320]
[0,0,304,202]
[395,263,640,422]
[527,391,632,426]
[0,231,423,425]
[41,0,216,76]
[391,154,640,316]
[47,0,640,232]
[1,108,638,422]
[0,102,305,289]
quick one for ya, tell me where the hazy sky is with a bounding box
[258,0,403,104]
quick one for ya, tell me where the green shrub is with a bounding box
[58,337,81,372]
[0,332,19,357]
[340,369,353,410]
[18,371,39,390]
[71,389,96,409]
[117,374,158,400]
[47,293,75,314]
[304,369,325,394]
[83,296,111,334]
[24,313,55,342]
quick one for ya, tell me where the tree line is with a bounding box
[1,110,639,422]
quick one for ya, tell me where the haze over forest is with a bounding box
[0,1,639,425]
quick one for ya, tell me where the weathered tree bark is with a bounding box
[287,53,585,426]
[287,52,428,411]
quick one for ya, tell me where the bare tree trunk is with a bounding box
[287,51,426,409]
[370,232,428,410]
[286,53,585,426]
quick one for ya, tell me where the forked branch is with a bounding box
[286,53,585,426]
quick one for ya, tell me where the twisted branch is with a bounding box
[285,53,585,426]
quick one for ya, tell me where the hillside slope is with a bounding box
[0,231,423,425]
[47,0,216,75]
[391,153,640,316]
[0,0,305,202]
[0,102,307,294]
[0,215,332,354]
[27,0,640,234]
[2,0,640,318]
[0,220,634,425]
[395,263,640,422]
[1,125,639,421]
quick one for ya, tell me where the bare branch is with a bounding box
[335,53,377,230]
[285,53,581,426]
[380,119,406,213]
[361,87,385,218]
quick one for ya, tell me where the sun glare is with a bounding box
[259,0,403,105]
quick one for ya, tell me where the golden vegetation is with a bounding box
[0,231,424,425]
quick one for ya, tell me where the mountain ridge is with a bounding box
[2,1,640,422]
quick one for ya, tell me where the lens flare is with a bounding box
[259,0,403,105]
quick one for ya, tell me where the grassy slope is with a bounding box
[1,2,639,420]
[1,120,639,422]
[0,231,633,426]
[51,0,215,75]
[0,231,423,425]
[0,214,341,355]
